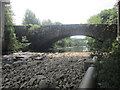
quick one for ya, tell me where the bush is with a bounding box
[96,41,120,88]
[2,5,26,53]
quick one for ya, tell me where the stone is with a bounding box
[78,59,83,62]
[34,75,46,80]
[15,24,117,50]
[12,61,23,67]
[4,78,9,82]
[4,64,11,68]
[56,74,65,80]
[16,55,25,58]
[35,57,44,60]
[39,80,55,88]
[20,82,27,88]
[29,78,36,85]
[2,52,87,89]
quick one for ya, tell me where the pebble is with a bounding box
[20,82,27,88]
[34,75,46,80]
[29,78,36,85]
[2,52,91,89]
[35,57,44,60]
[4,64,11,68]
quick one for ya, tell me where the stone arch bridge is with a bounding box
[14,24,117,51]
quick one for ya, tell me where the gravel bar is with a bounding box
[2,52,91,89]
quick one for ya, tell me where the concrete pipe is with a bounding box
[79,65,96,89]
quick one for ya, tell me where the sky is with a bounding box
[10,0,117,39]
[10,0,116,25]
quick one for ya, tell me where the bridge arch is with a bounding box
[15,24,117,51]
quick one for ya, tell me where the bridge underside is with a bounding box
[14,24,117,51]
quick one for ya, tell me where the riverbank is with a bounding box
[2,52,92,89]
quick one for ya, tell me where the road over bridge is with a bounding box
[14,24,117,51]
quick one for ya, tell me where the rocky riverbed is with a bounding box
[2,52,92,89]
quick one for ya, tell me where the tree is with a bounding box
[41,19,53,25]
[3,5,21,52]
[87,7,120,88]
[87,15,102,24]
[22,9,41,25]
[41,19,62,25]
[88,8,117,24]
[86,7,117,53]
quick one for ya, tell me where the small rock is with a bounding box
[39,80,55,88]
[34,75,46,80]
[56,74,65,80]
[12,61,23,67]
[78,59,83,62]
[35,57,43,60]
[4,64,11,68]
[4,78,9,82]
[16,55,26,58]
[20,82,27,88]
[29,78,36,85]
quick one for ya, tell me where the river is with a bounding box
[48,46,88,53]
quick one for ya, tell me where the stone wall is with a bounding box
[14,24,117,51]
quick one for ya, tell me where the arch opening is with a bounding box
[47,35,99,53]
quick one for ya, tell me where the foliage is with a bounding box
[41,19,53,25]
[28,24,40,31]
[88,7,117,24]
[87,15,102,24]
[22,9,41,25]
[99,8,117,23]
[41,19,62,25]
[54,22,62,25]
[22,9,62,26]
[87,7,120,87]
[3,5,23,52]
[86,7,117,53]
[52,38,87,49]
[86,37,113,54]
[96,41,120,88]
[25,20,61,50]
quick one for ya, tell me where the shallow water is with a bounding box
[49,46,88,53]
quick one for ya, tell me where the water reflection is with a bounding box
[49,46,88,53]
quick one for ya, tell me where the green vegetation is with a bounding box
[3,4,120,87]
[87,7,120,87]
[21,9,88,51]
[22,9,62,26]
[87,7,117,24]
[2,5,24,53]
[87,7,117,54]
[52,38,87,49]
[97,41,120,87]
[21,10,62,50]
[22,9,41,25]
